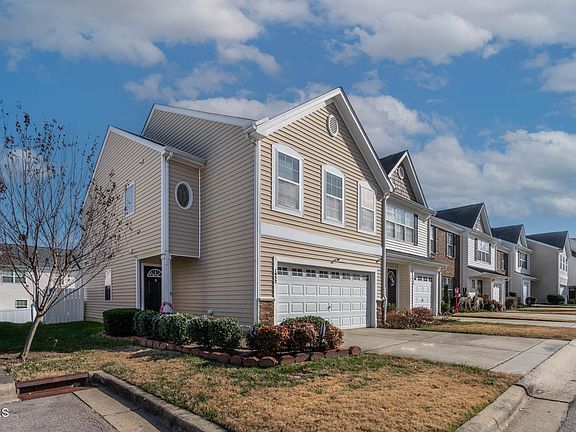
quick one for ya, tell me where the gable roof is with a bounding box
[252,88,394,194]
[379,151,405,174]
[570,238,576,257]
[492,225,524,244]
[435,203,486,230]
[527,231,569,250]
[379,150,427,207]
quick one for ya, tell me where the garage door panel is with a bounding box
[413,274,432,310]
[276,262,369,329]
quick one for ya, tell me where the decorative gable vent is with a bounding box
[327,114,339,137]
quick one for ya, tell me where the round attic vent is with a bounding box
[327,114,339,137]
[398,166,406,179]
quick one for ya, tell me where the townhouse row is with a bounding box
[66,87,574,328]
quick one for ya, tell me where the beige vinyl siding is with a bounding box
[143,110,255,324]
[261,236,381,299]
[260,103,382,243]
[168,161,200,257]
[389,162,416,201]
[397,265,411,309]
[385,197,429,258]
[259,103,382,300]
[84,131,162,321]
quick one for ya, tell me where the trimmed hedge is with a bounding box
[163,313,191,344]
[133,310,158,337]
[188,315,212,347]
[103,308,139,337]
[548,294,565,305]
[151,313,170,341]
[188,315,243,350]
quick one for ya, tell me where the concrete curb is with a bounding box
[0,367,17,404]
[89,371,226,432]
[457,385,528,432]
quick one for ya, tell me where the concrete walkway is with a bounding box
[344,328,567,375]
[455,316,576,328]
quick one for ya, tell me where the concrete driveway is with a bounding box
[344,328,567,375]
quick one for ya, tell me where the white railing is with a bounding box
[0,308,34,323]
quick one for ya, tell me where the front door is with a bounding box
[144,266,162,312]
[387,269,397,309]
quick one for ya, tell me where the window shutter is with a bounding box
[446,233,449,257]
[475,238,478,260]
[414,214,419,246]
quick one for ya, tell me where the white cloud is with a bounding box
[124,74,175,101]
[352,69,384,96]
[542,57,576,92]
[217,43,280,75]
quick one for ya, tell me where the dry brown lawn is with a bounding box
[6,347,516,432]
[424,321,576,341]
[454,312,576,322]
[516,308,576,315]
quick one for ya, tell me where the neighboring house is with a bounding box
[569,238,576,302]
[491,225,535,303]
[379,151,446,315]
[434,204,508,304]
[84,88,396,328]
[527,231,571,303]
[430,217,462,310]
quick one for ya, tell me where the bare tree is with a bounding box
[0,103,127,361]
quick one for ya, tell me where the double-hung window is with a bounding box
[430,226,438,253]
[518,252,528,270]
[446,232,455,258]
[273,144,303,216]
[358,181,376,234]
[2,268,24,283]
[124,182,135,216]
[322,166,345,226]
[475,239,491,263]
[386,204,417,244]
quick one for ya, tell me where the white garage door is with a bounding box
[275,264,369,329]
[413,275,433,310]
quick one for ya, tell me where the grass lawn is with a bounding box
[454,312,576,322]
[1,322,517,432]
[423,321,576,341]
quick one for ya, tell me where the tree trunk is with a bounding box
[18,313,43,362]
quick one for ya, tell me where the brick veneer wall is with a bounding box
[430,227,461,289]
[259,300,275,324]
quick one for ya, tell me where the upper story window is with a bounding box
[446,232,455,258]
[272,144,303,217]
[2,268,25,284]
[499,252,507,272]
[322,166,345,226]
[518,252,528,270]
[430,226,438,254]
[560,255,568,271]
[358,181,376,234]
[386,204,417,244]
[475,239,491,264]
[124,182,135,216]
[175,182,193,209]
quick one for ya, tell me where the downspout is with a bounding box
[160,151,174,309]
[381,192,391,325]
[246,125,261,324]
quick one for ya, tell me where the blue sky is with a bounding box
[1,1,575,236]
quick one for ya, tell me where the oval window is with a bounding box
[398,166,405,179]
[175,182,193,209]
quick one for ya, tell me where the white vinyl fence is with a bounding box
[0,308,34,323]
[0,287,84,324]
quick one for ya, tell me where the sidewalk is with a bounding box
[458,340,576,432]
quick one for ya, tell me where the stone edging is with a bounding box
[89,371,225,432]
[103,334,362,368]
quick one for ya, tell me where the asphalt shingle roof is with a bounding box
[492,225,523,244]
[527,231,569,249]
[435,203,484,229]
[379,151,407,174]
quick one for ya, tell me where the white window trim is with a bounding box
[357,180,377,235]
[124,182,135,217]
[322,165,346,227]
[386,203,416,244]
[271,143,304,217]
[15,299,28,309]
[446,232,455,258]
[174,181,193,210]
[104,268,112,302]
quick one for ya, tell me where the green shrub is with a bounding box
[525,297,537,306]
[547,294,565,305]
[505,296,518,310]
[102,308,139,337]
[321,324,344,350]
[286,322,317,351]
[151,313,170,341]
[133,310,158,337]
[188,315,213,347]
[208,317,244,350]
[246,322,266,350]
[387,302,396,312]
[441,301,450,314]
[162,313,191,344]
[484,300,503,312]
[253,324,290,355]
